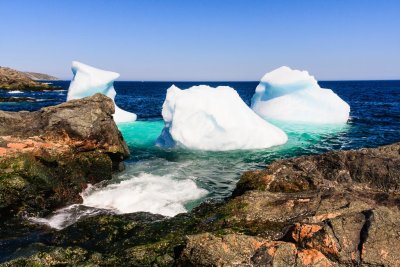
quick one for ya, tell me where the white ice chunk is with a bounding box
[251,66,350,124]
[156,85,288,151]
[67,61,137,123]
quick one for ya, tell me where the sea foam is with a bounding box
[28,204,108,230]
[82,173,207,217]
[30,172,207,229]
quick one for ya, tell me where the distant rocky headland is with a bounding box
[0,67,59,91]
[23,72,59,81]
[0,95,399,266]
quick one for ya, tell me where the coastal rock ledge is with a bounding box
[1,142,399,266]
[0,94,129,225]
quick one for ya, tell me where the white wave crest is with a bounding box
[28,204,107,230]
[82,173,207,217]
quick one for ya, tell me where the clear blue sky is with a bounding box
[0,0,399,81]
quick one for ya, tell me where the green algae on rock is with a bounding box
[0,94,129,227]
[1,142,400,266]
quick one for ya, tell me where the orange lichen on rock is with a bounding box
[297,249,334,266]
[321,234,339,256]
[251,239,265,251]
[0,147,6,156]
[0,135,73,158]
[34,142,53,148]
[7,142,28,150]
[266,244,277,256]
[292,223,322,243]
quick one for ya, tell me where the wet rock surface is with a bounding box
[0,94,129,235]
[1,140,399,265]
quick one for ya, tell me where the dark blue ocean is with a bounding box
[1,80,399,148]
[1,81,399,218]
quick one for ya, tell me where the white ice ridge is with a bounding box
[251,66,350,124]
[156,85,288,151]
[67,61,137,123]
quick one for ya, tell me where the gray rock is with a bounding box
[0,94,129,226]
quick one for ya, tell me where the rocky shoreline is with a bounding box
[0,96,399,266]
[0,94,129,235]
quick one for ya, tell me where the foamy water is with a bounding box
[82,173,207,216]
[30,120,350,229]
[30,169,207,229]
[29,204,109,229]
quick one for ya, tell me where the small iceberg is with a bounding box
[67,61,137,123]
[251,66,350,124]
[7,90,23,94]
[156,85,288,151]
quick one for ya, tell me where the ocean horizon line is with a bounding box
[40,79,400,83]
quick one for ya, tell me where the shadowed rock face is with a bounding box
[1,142,399,266]
[234,143,400,196]
[0,94,129,226]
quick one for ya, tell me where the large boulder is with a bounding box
[0,94,129,223]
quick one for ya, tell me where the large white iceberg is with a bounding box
[67,61,137,123]
[251,66,350,124]
[156,85,288,151]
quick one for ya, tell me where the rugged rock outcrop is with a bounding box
[0,67,58,90]
[0,94,129,225]
[1,143,399,266]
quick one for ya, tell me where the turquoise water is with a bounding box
[2,80,398,220]
[116,120,350,211]
[0,119,354,257]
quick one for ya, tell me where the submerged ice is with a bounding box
[67,61,137,123]
[251,66,350,124]
[156,85,288,151]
